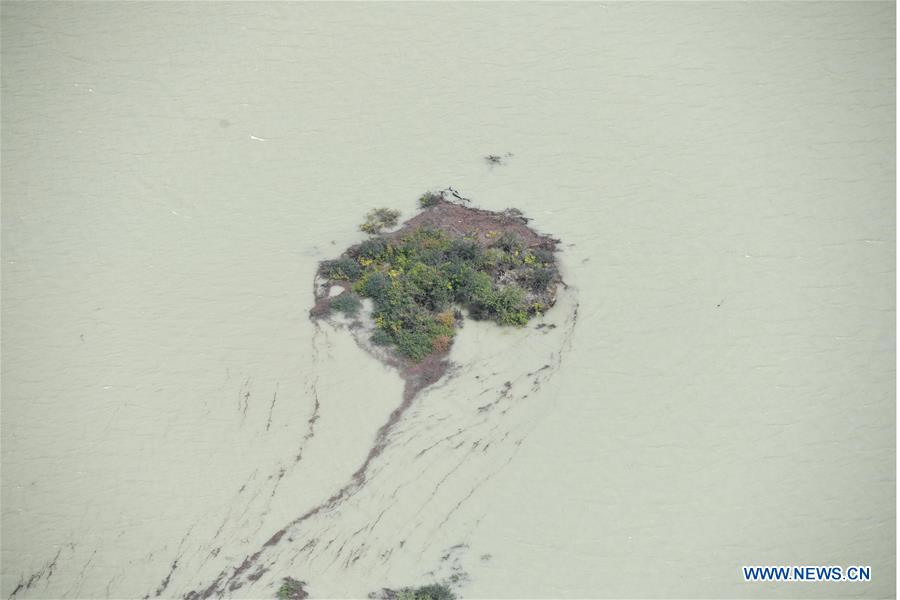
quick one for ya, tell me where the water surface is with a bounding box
[1,3,894,598]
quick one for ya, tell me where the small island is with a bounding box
[311,191,561,397]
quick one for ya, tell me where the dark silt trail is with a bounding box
[181,291,579,599]
[184,364,448,599]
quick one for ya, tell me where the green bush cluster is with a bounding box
[320,221,557,361]
[322,257,362,281]
[329,292,362,316]
[393,584,456,600]
[276,578,308,600]
[360,208,401,234]
[419,191,443,208]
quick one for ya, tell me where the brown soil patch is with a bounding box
[392,198,558,250]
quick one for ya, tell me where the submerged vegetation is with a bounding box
[276,577,308,600]
[359,208,401,234]
[314,194,560,363]
[418,192,443,208]
[329,292,361,316]
[369,583,456,600]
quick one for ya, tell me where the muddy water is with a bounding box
[1,3,894,599]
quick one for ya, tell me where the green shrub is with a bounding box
[531,247,555,265]
[322,258,361,281]
[354,237,389,260]
[419,191,443,208]
[406,263,452,310]
[276,578,308,600]
[493,285,528,326]
[493,231,525,254]
[330,293,361,316]
[371,329,392,346]
[392,327,436,361]
[411,584,456,600]
[499,308,529,326]
[360,208,401,234]
[404,227,451,253]
[354,271,392,302]
[523,266,556,292]
[499,250,522,270]
[447,237,482,262]
[390,583,455,600]
[481,247,507,272]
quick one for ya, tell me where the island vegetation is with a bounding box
[312,190,561,391]
[276,577,308,600]
[369,582,456,600]
[276,579,455,600]
[359,208,401,235]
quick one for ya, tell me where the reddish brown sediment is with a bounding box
[391,198,558,250]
